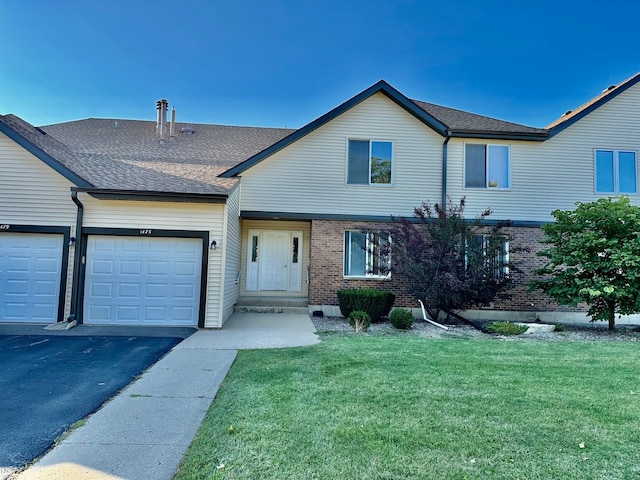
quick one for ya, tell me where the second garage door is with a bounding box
[0,232,64,323]
[83,235,203,326]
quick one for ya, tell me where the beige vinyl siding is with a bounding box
[0,132,77,224]
[239,93,443,218]
[240,220,311,297]
[81,196,226,328]
[221,185,241,325]
[447,84,640,222]
[0,132,78,320]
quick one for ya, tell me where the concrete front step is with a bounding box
[233,305,309,315]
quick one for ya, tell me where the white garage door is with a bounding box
[84,236,203,326]
[0,232,64,322]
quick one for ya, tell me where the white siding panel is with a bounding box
[448,84,640,222]
[0,133,77,224]
[0,132,77,320]
[239,93,444,218]
[221,186,241,326]
[81,196,225,328]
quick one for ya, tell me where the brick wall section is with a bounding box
[309,220,586,313]
[309,219,414,307]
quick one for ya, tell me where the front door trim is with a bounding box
[246,229,303,292]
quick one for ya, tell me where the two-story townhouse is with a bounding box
[1,72,639,327]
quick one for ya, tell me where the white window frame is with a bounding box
[346,139,394,186]
[594,149,638,195]
[467,235,509,278]
[343,230,391,279]
[464,143,511,190]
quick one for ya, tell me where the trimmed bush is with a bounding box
[487,321,528,335]
[337,289,395,322]
[389,308,414,329]
[347,310,371,333]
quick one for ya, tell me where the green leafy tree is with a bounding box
[531,196,640,330]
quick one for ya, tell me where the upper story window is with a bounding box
[344,231,390,278]
[347,140,393,185]
[465,144,510,189]
[595,149,637,194]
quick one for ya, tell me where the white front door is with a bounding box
[259,231,289,290]
[246,230,303,292]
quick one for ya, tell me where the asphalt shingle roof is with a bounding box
[411,100,548,135]
[39,119,295,195]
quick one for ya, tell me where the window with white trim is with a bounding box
[347,140,393,185]
[344,231,390,278]
[595,149,637,194]
[465,144,510,189]
[468,235,509,278]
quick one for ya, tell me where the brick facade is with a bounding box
[309,219,584,313]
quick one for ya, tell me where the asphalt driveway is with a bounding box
[0,326,194,474]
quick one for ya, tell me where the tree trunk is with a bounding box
[607,303,616,331]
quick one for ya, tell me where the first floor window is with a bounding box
[465,144,510,189]
[467,235,509,278]
[595,149,637,194]
[347,140,393,185]
[344,231,390,277]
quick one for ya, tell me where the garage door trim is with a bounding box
[0,224,71,323]
[78,227,209,327]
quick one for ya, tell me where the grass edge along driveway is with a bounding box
[176,335,640,479]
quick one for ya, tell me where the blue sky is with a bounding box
[1,1,638,129]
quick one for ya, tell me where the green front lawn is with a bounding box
[175,335,640,479]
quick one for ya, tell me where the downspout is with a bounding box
[442,130,451,210]
[67,191,84,322]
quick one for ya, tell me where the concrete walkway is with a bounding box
[16,313,319,480]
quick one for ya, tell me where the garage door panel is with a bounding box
[171,306,197,324]
[7,279,28,295]
[118,283,140,297]
[84,236,202,326]
[175,261,197,276]
[92,237,117,252]
[1,233,64,323]
[147,283,168,298]
[34,280,57,296]
[7,256,30,272]
[116,306,138,322]
[148,261,169,275]
[92,260,114,275]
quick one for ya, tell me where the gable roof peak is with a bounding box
[546,71,640,134]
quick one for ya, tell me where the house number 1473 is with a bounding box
[139,229,152,235]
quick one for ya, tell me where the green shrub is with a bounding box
[347,310,371,333]
[389,308,414,329]
[337,289,395,322]
[554,323,566,332]
[487,321,528,335]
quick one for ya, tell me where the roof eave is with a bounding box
[0,119,93,187]
[449,130,549,141]
[71,187,228,203]
[220,80,449,178]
